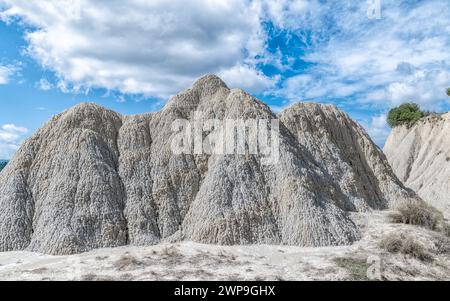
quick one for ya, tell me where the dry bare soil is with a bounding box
[0,210,448,281]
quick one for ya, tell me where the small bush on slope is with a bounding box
[434,236,450,255]
[401,237,433,262]
[442,223,450,237]
[379,234,432,262]
[379,234,403,253]
[389,202,443,231]
[387,103,425,128]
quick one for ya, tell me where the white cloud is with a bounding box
[0,0,277,98]
[0,124,28,159]
[37,78,53,91]
[362,114,391,148]
[257,0,318,29]
[0,65,16,84]
[1,0,449,148]
[273,0,450,112]
[384,68,450,110]
[279,74,366,102]
[218,64,279,93]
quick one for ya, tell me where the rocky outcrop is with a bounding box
[384,113,450,215]
[0,75,417,255]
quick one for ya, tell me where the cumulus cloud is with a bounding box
[257,0,314,29]
[0,0,278,98]
[8,1,446,109]
[1,0,449,148]
[0,124,28,159]
[273,0,450,111]
[218,64,279,93]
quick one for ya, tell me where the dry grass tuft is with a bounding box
[81,273,115,281]
[333,257,370,281]
[379,234,403,253]
[401,237,432,262]
[113,255,144,271]
[95,256,109,261]
[379,234,433,262]
[27,267,48,274]
[160,246,184,265]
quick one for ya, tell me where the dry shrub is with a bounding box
[442,223,450,237]
[379,234,403,253]
[401,237,432,262]
[390,202,443,230]
[434,236,450,255]
[379,234,432,262]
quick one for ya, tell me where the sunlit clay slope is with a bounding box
[384,113,450,215]
[280,103,417,212]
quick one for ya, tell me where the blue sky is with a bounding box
[0,0,449,159]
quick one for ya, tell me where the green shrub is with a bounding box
[389,202,443,231]
[447,88,450,97]
[387,103,425,128]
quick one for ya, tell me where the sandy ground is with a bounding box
[0,211,449,281]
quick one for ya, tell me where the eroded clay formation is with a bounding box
[0,75,417,254]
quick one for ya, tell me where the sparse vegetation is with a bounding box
[160,246,184,265]
[379,234,432,262]
[401,237,432,262]
[333,257,370,281]
[434,236,450,255]
[81,273,115,281]
[447,88,450,97]
[379,234,403,253]
[389,201,443,231]
[275,275,285,281]
[28,267,48,274]
[387,103,426,128]
[161,246,181,258]
[113,255,143,271]
[81,274,98,281]
[442,223,450,237]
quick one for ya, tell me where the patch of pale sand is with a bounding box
[0,211,449,281]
